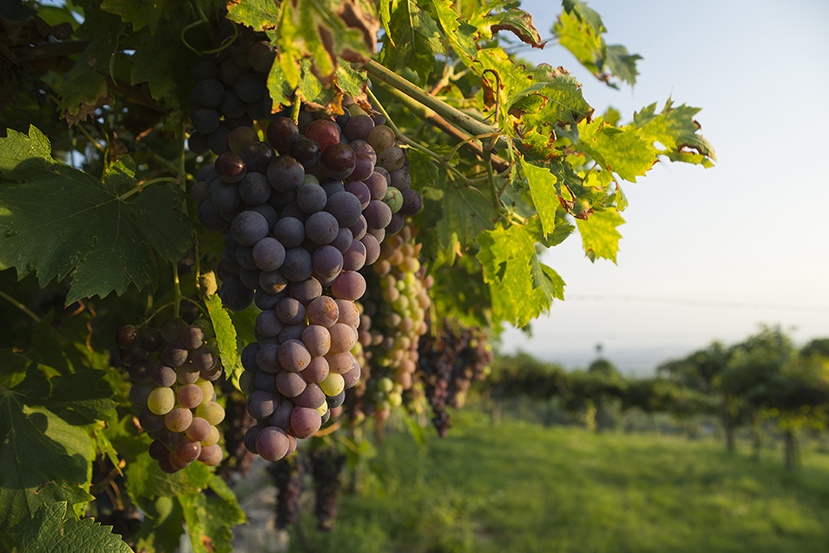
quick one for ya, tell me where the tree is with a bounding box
[0,0,715,549]
[658,342,737,451]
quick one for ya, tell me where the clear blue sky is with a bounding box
[498,0,829,371]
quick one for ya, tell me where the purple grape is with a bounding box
[276,370,306,397]
[321,143,356,180]
[349,215,368,241]
[273,217,305,249]
[231,210,269,246]
[324,191,362,227]
[344,180,371,209]
[306,119,341,152]
[267,155,305,192]
[256,426,289,461]
[278,339,312,372]
[312,245,344,281]
[289,137,321,168]
[342,239,366,271]
[281,248,313,282]
[257,343,281,373]
[331,271,366,301]
[259,269,289,294]
[218,275,254,311]
[344,114,374,141]
[267,117,299,154]
[252,237,286,271]
[276,296,306,325]
[256,309,285,338]
[241,142,276,175]
[305,211,340,245]
[297,182,328,214]
[288,277,322,305]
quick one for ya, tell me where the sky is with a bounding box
[497,0,829,373]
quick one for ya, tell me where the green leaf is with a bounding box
[278,0,379,87]
[420,182,495,266]
[380,0,443,81]
[0,126,193,303]
[553,1,641,87]
[179,476,246,553]
[520,158,558,238]
[130,25,199,112]
[605,45,641,87]
[429,0,478,61]
[131,495,184,553]
[480,6,544,47]
[229,307,258,346]
[206,294,243,392]
[20,502,131,553]
[476,223,563,326]
[226,0,280,30]
[633,99,717,167]
[100,0,165,35]
[509,76,592,132]
[576,208,625,263]
[576,117,658,182]
[0,390,96,550]
[126,452,211,508]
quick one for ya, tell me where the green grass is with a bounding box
[291,409,829,553]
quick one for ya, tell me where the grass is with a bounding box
[288,408,829,553]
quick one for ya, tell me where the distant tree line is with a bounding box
[482,327,829,470]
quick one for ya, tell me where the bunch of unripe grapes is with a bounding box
[117,318,225,472]
[359,226,432,421]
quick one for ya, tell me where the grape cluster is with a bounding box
[358,226,432,421]
[310,447,347,531]
[187,25,277,155]
[267,457,304,530]
[417,319,493,436]
[117,318,225,472]
[191,107,427,459]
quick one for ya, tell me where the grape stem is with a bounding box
[365,86,481,187]
[117,177,178,201]
[370,78,510,172]
[361,59,502,142]
[0,289,42,323]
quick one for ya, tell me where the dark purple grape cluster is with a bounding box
[416,319,493,437]
[187,26,277,155]
[117,318,225,472]
[310,447,347,531]
[267,456,304,529]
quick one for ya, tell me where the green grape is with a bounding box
[147,387,176,415]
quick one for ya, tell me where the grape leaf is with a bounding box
[553,1,641,88]
[421,183,495,264]
[125,452,211,506]
[206,294,244,392]
[509,76,592,133]
[429,0,478,61]
[474,3,544,47]
[179,476,246,553]
[380,0,442,81]
[227,0,280,30]
[229,307,258,345]
[278,0,379,87]
[129,25,199,113]
[0,126,193,303]
[132,495,184,553]
[20,501,131,553]
[576,117,657,182]
[99,0,169,35]
[520,158,558,238]
[576,208,625,263]
[0,384,96,550]
[633,99,717,167]
[476,223,564,327]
